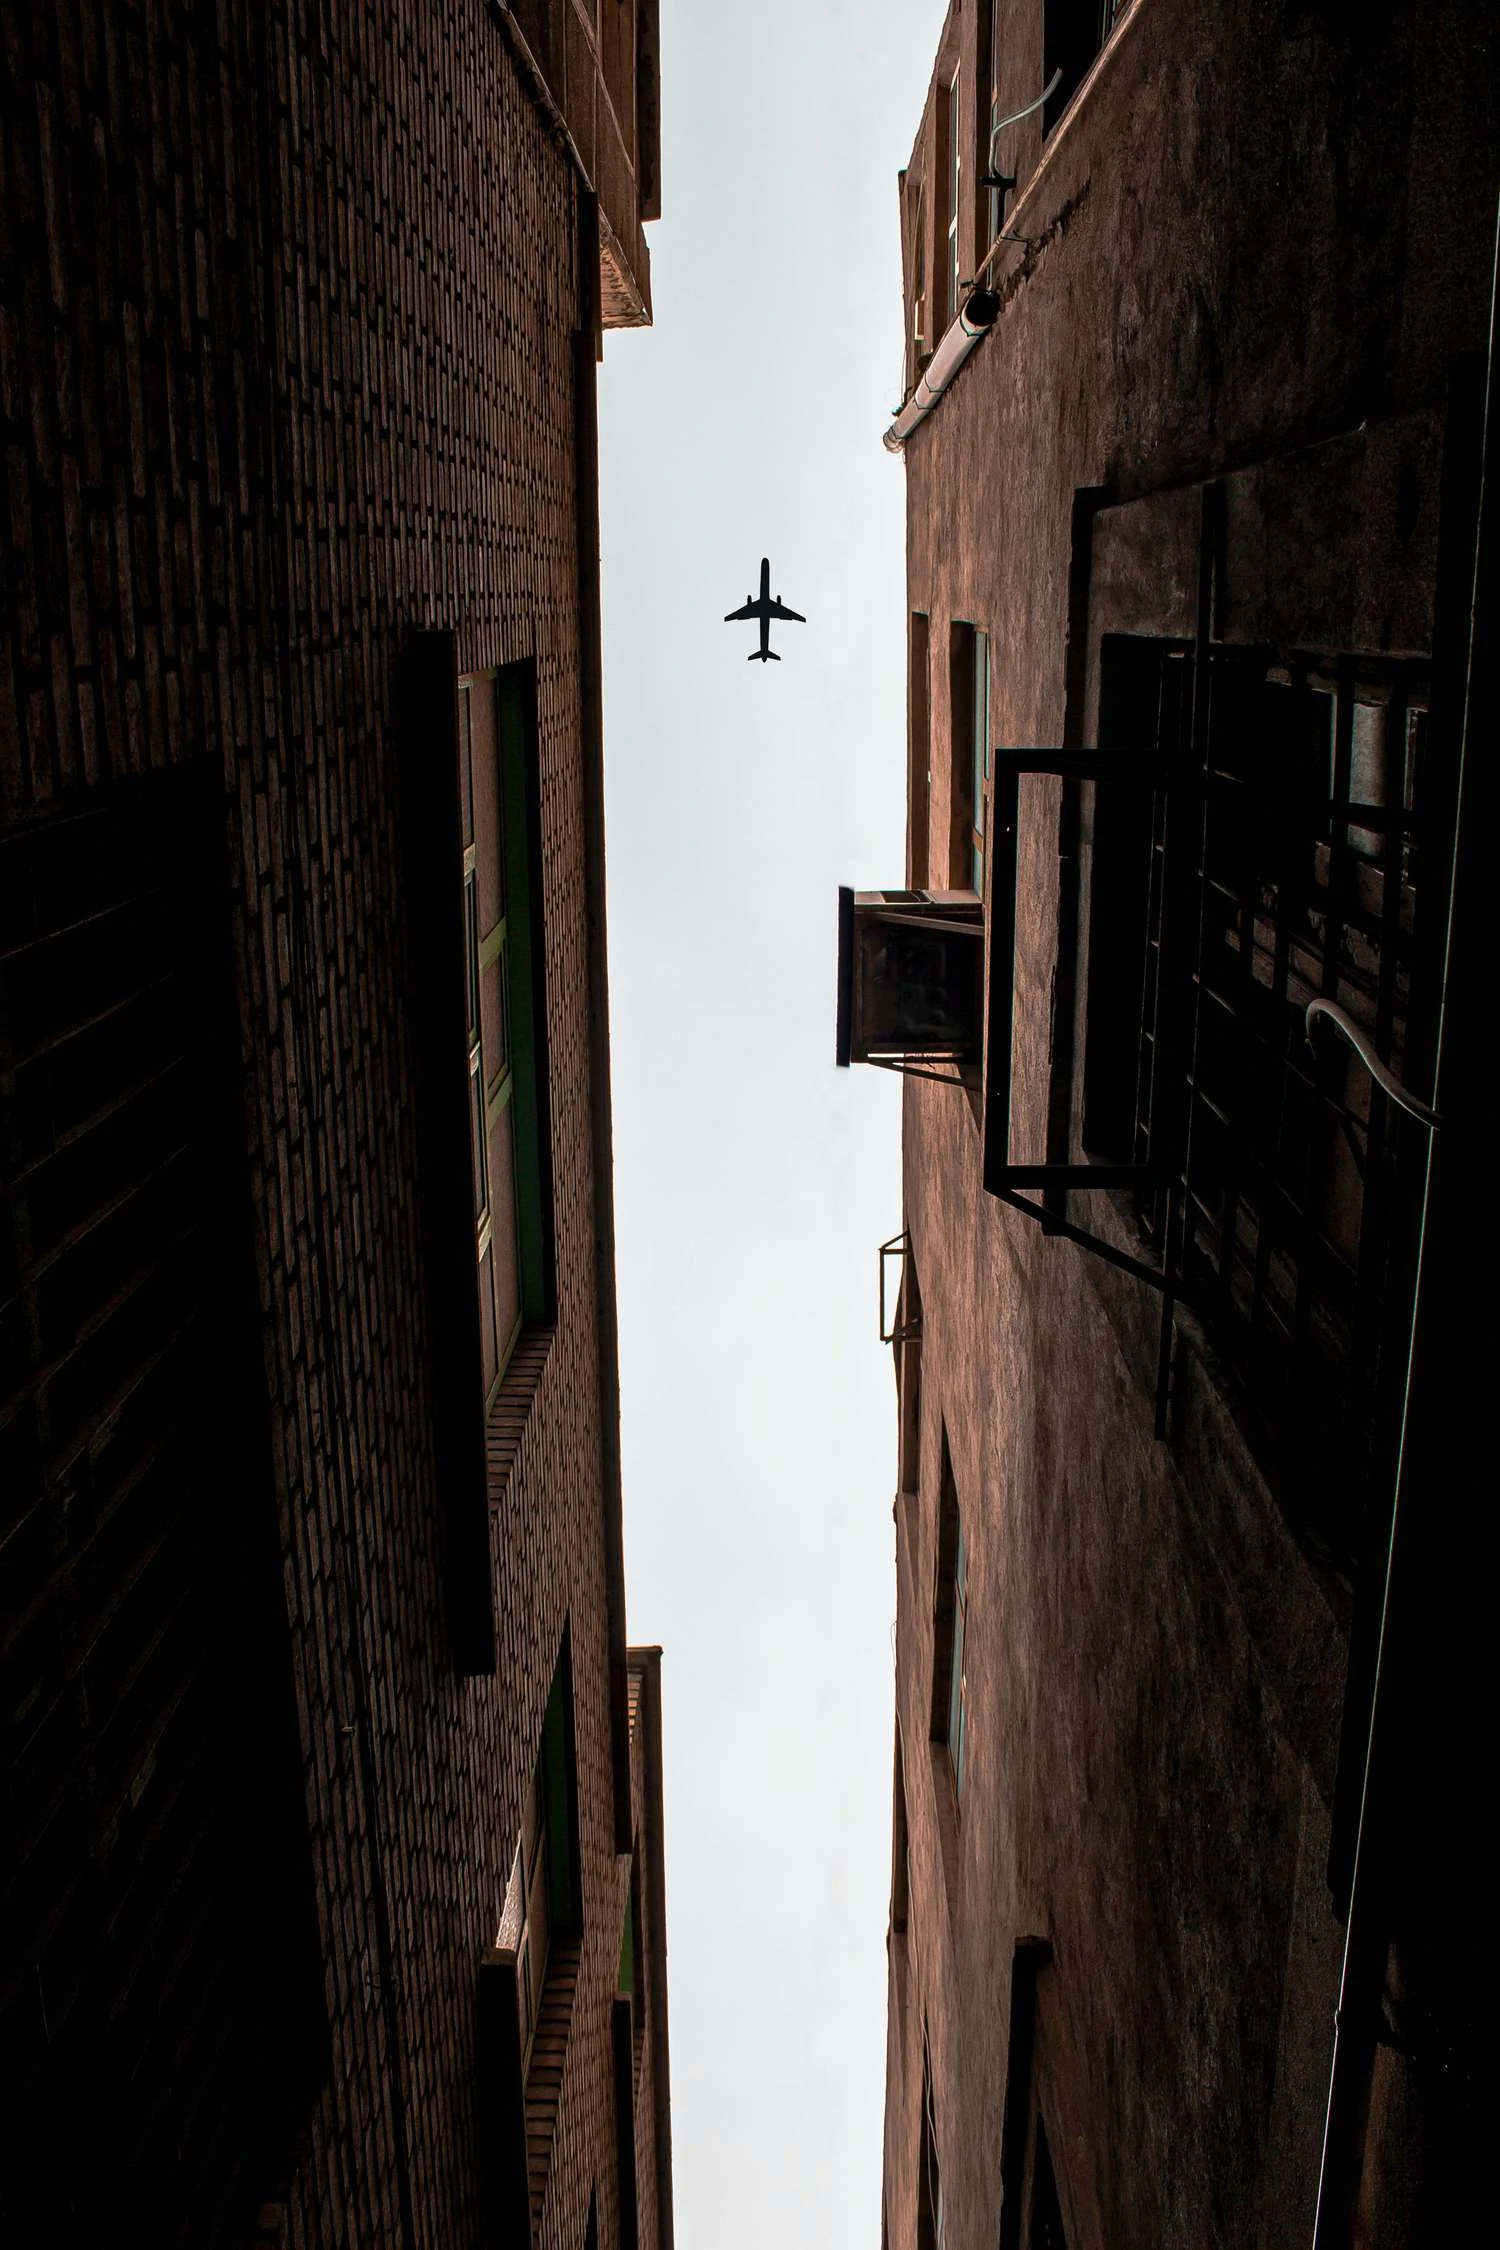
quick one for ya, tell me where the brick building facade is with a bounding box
[1,7,672,2250]
[853,6,1499,2248]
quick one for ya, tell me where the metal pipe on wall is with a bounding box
[884,289,1001,452]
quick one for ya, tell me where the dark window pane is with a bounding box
[481,952,509,1090]
[470,674,505,933]
[487,1102,522,1369]
[458,683,475,849]
[478,1239,498,1394]
[1029,2115,1068,2249]
[470,1057,489,1221]
[464,870,481,1049]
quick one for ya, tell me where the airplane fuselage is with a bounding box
[724,556,806,664]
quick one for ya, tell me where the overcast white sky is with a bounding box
[598,5,946,2245]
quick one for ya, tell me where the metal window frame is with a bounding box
[978,473,1449,1456]
[982,742,1185,1304]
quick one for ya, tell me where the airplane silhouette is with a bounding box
[724,558,806,662]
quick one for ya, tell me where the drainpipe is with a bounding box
[884,289,1000,452]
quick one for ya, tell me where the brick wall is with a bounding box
[1,4,664,2246]
[880,5,1499,2249]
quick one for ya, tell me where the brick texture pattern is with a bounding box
[1,4,657,2248]
[880,6,1499,2250]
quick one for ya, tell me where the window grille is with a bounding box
[1110,642,1432,1564]
[982,490,1445,1573]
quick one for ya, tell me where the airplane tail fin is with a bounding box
[748,648,780,662]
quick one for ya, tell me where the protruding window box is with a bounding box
[836,888,985,1084]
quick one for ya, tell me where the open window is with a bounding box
[1043,2,1120,136]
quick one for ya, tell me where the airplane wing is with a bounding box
[768,599,806,622]
[724,601,758,622]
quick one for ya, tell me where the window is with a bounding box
[1080,636,1190,1164]
[1081,635,1432,1569]
[497,1636,582,2070]
[910,181,929,369]
[598,0,637,163]
[918,2035,944,2250]
[401,636,556,1674]
[613,1978,641,2250]
[1027,2117,1069,2250]
[949,623,990,894]
[978,0,1001,253]
[618,1873,638,2003]
[948,1519,969,1792]
[891,1727,911,1939]
[909,612,932,889]
[997,1937,1057,2250]
[1043,1,1119,136]
[617,1846,647,2088]
[972,630,991,893]
[946,67,961,326]
[478,1632,584,2234]
[931,1439,969,1799]
[458,667,554,1407]
[505,1757,552,2068]
[897,1246,924,1499]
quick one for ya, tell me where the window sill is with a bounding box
[486,1324,556,1514]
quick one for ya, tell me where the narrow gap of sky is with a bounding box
[598,6,948,2246]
